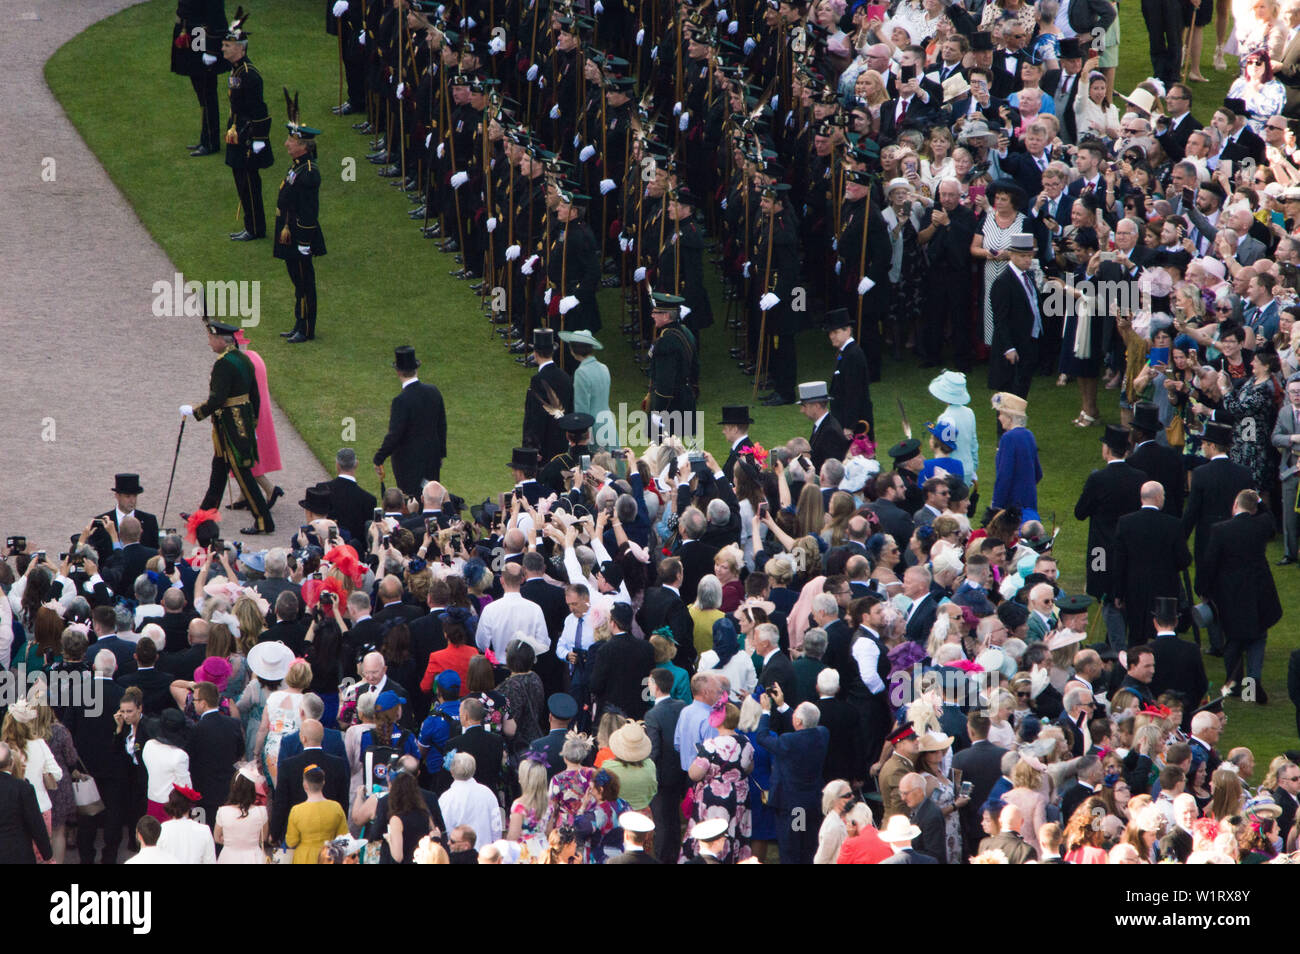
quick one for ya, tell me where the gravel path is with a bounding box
[0,0,326,552]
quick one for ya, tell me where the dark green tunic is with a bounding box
[193,347,260,469]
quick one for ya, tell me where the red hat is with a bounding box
[172,784,202,802]
[886,725,916,745]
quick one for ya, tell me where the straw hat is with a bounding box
[917,730,954,753]
[609,721,653,763]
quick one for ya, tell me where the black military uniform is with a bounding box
[523,330,575,462]
[655,185,713,345]
[185,320,272,534]
[222,15,274,240]
[647,292,699,438]
[836,168,891,382]
[274,92,326,342]
[753,182,800,406]
[546,188,603,334]
[173,0,229,155]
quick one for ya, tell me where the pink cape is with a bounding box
[244,346,282,476]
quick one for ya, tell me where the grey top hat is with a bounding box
[797,381,831,404]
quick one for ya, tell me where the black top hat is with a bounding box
[1100,423,1130,453]
[971,31,994,51]
[1058,36,1084,59]
[1202,421,1234,448]
[113,473,144,495]
[557,412,596,433]
[299,483,332,514]
[718,405,753,427]
[509,447,540,471]
[823,308,852,331]
[1152,596,1180,622]
[1131,401,1161,434]
[393,345,421,372]
[533,328,555,352]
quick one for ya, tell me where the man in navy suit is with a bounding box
[325,448,377,548]
[373,346,447,497]
[878,814,940,864]
[987,233,1043,399]
[68,652,127,863]
[277,693,347,762]
[644,670,688,861]
[999,121,1053,196]
[754,686,829,865]
[101,516,158,600]
[270,719,349,842]
[89,605,137,676]
[186,682,244,829]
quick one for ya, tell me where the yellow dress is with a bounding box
[286,799,349,864]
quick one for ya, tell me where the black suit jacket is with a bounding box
[1197,512,1282,644]
[589,633,656,720]
[1114,507,1191,645]
[868,499,914,552]
[674,539,717,607]
[1182,456,1255,583]
[252,578,303,620]
[522,361,574,462]
[910,797,948,862]
[1075,460,1147,598]
[187,709,244,813]
[373,380,448,497]
[116,666,177,714]
[809,413,851,471]
[757,651,797,700]
[0,773,52,863]
[325,476,377,547]
[91,634,138,676]
[903,592,938,645]
[270,748,350,841]
[66,677,126,781]
[829,340,873,436]
[952,739,1007,852]
[159,644,206,679]
[644,696,688,788]
[988,265,1042,394]
[609,850,660,863]
[1150,633,1209,724]
[455,724,505,792]
[1000,150,1049,196]
[156,610,197,653]
[88,509,160,562]
[103,543,159,598]
[1219,127,1267,168]
[879,847,939,864]
[1157,112,1203,162]
[878,93,940,143]
[637,587,694,670]
[978,830,1037,863]
[520,577,567,641]
[814,695,867,783]
[1128,440,1185,516]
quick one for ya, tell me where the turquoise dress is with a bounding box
[665,661,691,702]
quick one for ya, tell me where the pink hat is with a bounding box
[194,656,233,692]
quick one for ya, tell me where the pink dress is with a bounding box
[244,347,281,476]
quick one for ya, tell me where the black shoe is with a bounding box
[408,206,427,219]
[491,313,511,325]
[509,340,528,353]
[353,121,372,132]
[266,486,284,510]
[189,145,215,157]
[729,347,744,359]
[186,142,201,150]
[400,177,417,190]
[1278,556,1297,566]
[368,137,386,150]
[422,226,441,238]
[240,524,275,535]
[286,332,308,343]
[439,240,460,253]
[226,498,250,511]
[469,280,486,292]
[517,354,538,367]
[229,230,257,241]
[279,330,296,338]
[377,165,402,177]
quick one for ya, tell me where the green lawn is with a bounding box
[47,1,1297,762]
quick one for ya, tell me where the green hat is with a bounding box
[844,168,872,185]
[557,187,590,206]
[650,292,686,310]
[761,182,791,199]
[206,319,240,336]
[282,88,321,139]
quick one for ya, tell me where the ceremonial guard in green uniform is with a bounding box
[275,90,326,343]
[221,10,274,241]
[180,320,273,535]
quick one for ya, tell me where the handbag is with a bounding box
[1165,413,1185,449]
[73,762,104,816]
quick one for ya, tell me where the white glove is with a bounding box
[489,34,505,54]
[771,94,779,112]
[626,236,633,251]
[759,292,780,311]
[680,304,692,318]
[720,197,728,210]
[358,30,365,44]
[618,236,629,252]
[835,260,842,274]
[506,244,521,260]
[599,178,616,194]
[594,0,604,12]
[580,145,596,162]
[252,141,266,153]
[636,28,645,46]
[202,53,217,66]
[437,142,445,158]
[522,254,539,274]
[527,64,539,81]
[679,112,690,131]
[857,276,875,295]
[832,237,838,250]
[743,37,756,54]
[742,261,751,278]
[549,105,561,119]
[425,132,433,148]
[299,244,312,256]
[396,82,406,99]
[651,44,659,60]
[332,0,348,16]
[673,101,683,116]
[487,217,498,232]
[460,16,477,28]
[537,75,545,89]
[573,133,581,148]
[544,288,554,305]
[717,9,728,22]
[634,266,646,282]
[179,405,194,417]
[728,20,738,34]
[559,295,579,314]
[450,171,469,188]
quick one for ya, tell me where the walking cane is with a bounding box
[161,418,186,529]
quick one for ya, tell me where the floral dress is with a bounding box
[1221,376,1279,487]
[925,772,961,865]
[680,734,754,863]
[46,722,80,829]
[579,796,633,863]
[1227,78,1287,135]
[546,766,598,832]
[262,690,306,788]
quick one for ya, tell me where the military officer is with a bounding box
[752,182,800,407]
[221,12,274,240]
[646,292,699,440]
[174,0,229,156]
[275,91,326,343]
[547,187,602,335]
[655,185,713,347]
[180,320,273,535]
[539,412,596,494]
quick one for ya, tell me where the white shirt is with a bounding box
[439,778,503,847]
[851,628,887,694]
[156,817,216,864]
[124,845,181,864]
[557,610,591,661]
[22,739,62,814]
[812,411,829,433]
[476,591,549,657]
[697,649,758,700]
[401,377,420,388]
[142,739,191,804]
